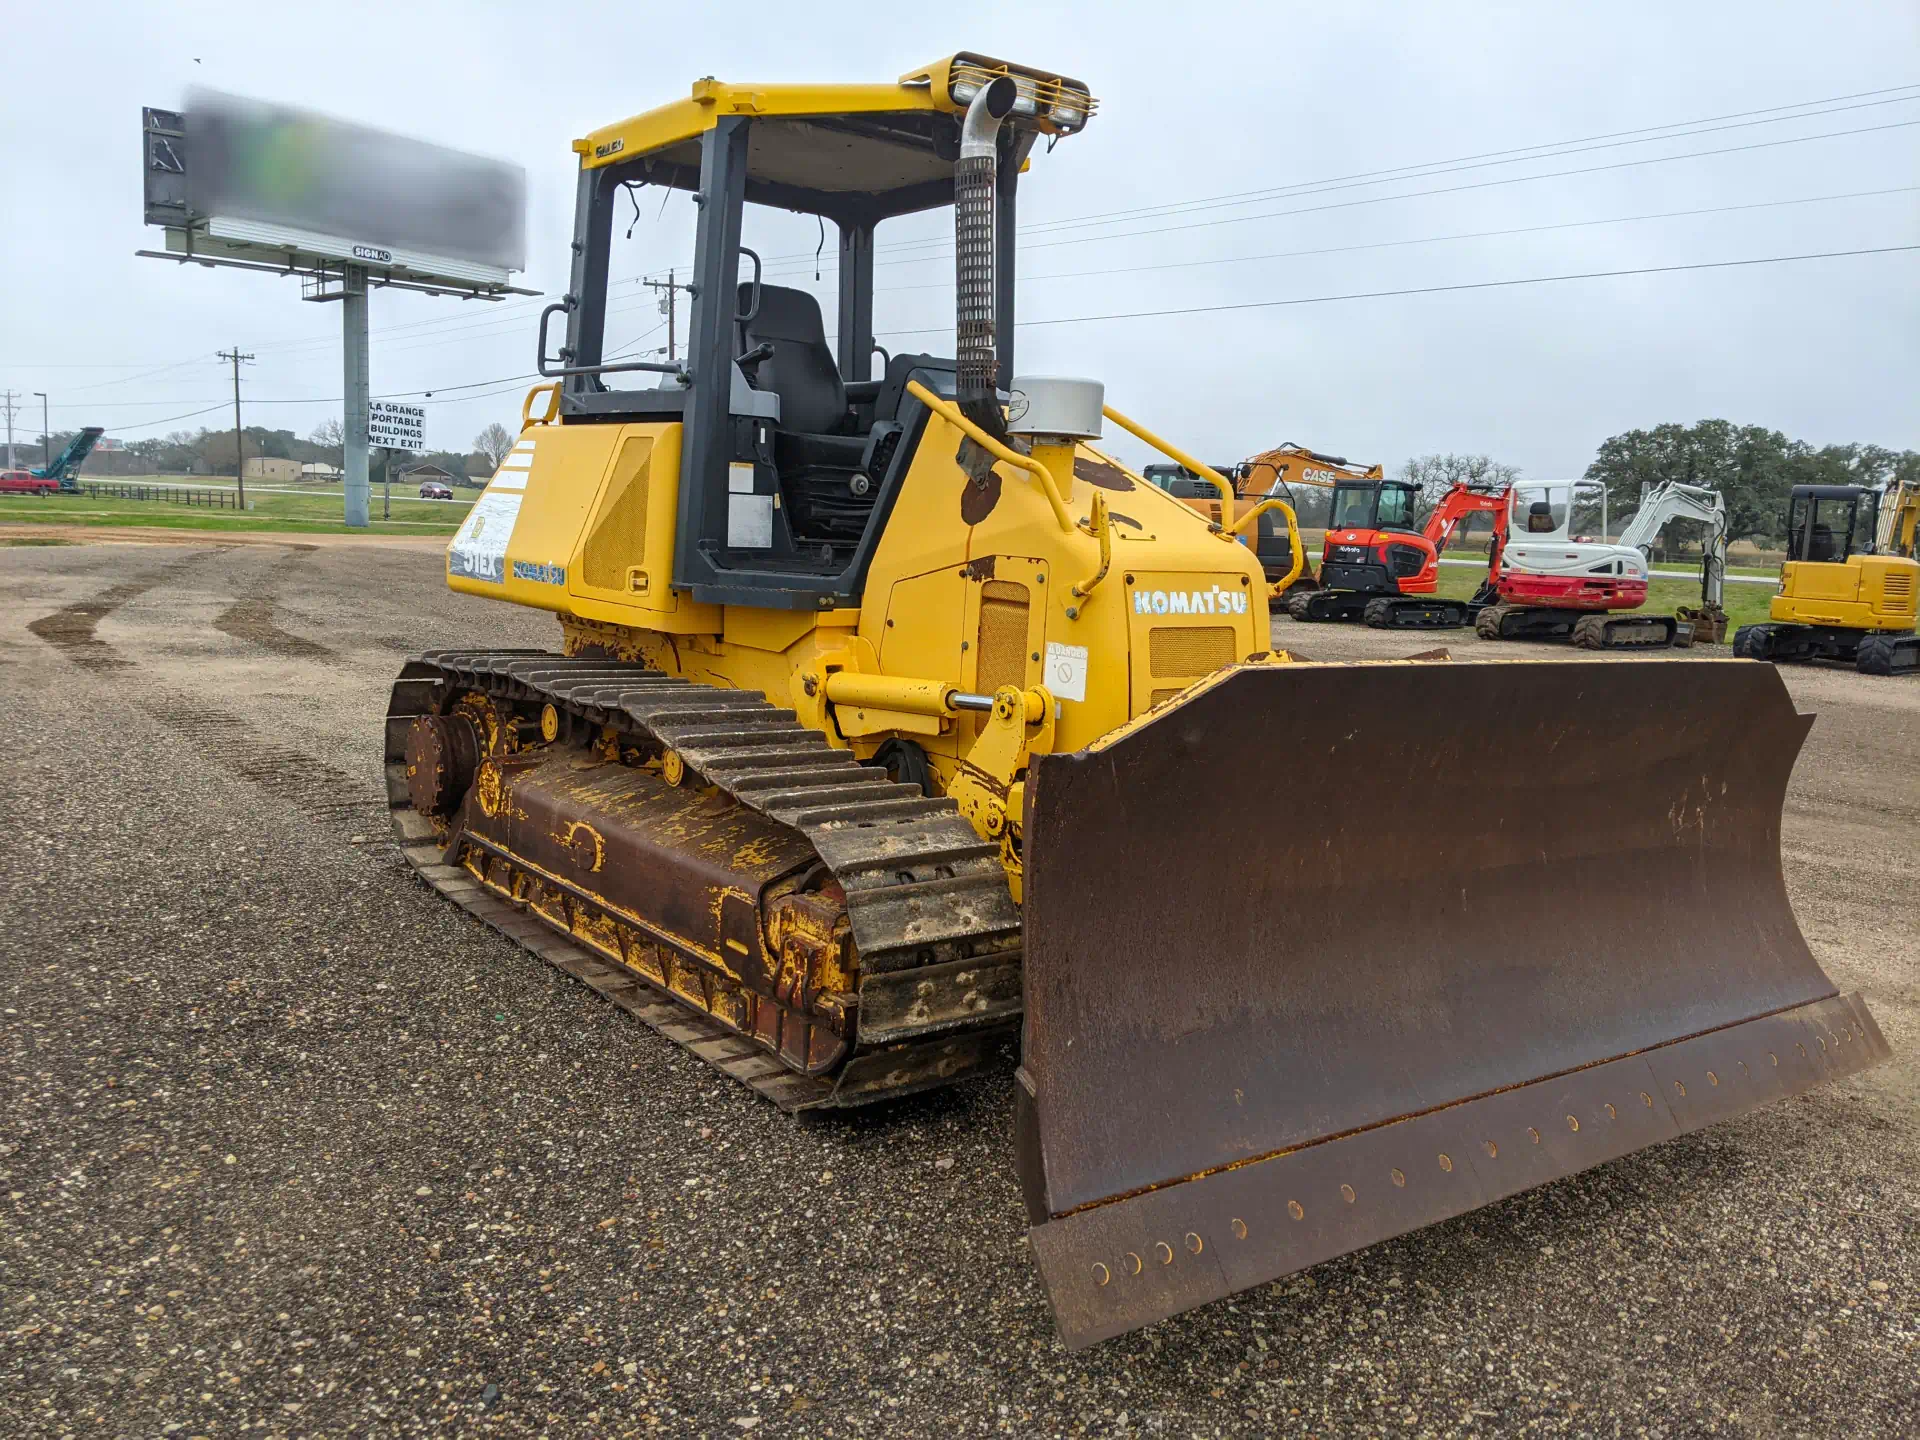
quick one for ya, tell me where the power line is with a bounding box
[748,87,1920,270]
[870,185,1920,294]
[749,116,1920,285]
[872,243,1918,338]
[21,85,1913,379]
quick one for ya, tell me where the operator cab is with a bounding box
[1328,479,1419,535]
[1787,485,1878,563]
[546,56,1093,609]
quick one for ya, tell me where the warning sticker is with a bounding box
[448,490,524,584]
[1044,641,1089,703]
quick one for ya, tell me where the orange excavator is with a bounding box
[1285,479,1507,628]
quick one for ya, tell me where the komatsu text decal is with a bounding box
[512,560,567,586]
[1132,587,1249,616]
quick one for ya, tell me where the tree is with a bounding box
[474,422,515,469]
[1584,421,1797,544]
[310,417,344,447]
[1396,454,1521,507]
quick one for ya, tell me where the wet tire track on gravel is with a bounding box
[211,544,341,663]
[25,549,228,672]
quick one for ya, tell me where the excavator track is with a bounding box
[384,650,1024,1111]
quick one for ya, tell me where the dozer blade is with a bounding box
[1014,658,1889,1349]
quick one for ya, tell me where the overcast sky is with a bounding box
[2,1,1915,477]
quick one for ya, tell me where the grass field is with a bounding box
[0,480,470,536]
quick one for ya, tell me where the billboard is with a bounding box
[143,90,527,290]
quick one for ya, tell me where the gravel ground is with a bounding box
[2,539,1916,1440]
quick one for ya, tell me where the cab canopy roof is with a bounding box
[573,53,1094,220]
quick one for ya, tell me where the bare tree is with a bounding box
[474,423,515,468]
[1396,453,1521,506]
[310,417,345,447]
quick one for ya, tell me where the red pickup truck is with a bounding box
[0,469,59,496]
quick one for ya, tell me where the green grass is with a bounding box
[1428,564,1775,639]
[0,481,469,536]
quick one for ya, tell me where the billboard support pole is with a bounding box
[343,265,370,528]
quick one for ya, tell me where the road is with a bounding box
[3,537,1915,1438]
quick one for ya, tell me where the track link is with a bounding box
[384,651,1024,1110]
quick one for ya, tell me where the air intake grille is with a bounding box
[1883,570,1915,611]
[582,438,654,590]
[1149,625,1235,679]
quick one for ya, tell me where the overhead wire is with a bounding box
[871,244,1920,339]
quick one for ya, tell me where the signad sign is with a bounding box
[368,401,426,452]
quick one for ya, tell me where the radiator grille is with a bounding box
[582,438,654,590]
[1883,570,1915,611]
[1149,625,1236,679]
[975,580,1031,696]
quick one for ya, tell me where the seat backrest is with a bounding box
[737,285,847,435]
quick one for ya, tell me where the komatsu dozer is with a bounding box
[386,56,1890,1349]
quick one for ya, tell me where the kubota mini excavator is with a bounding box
[1285,478,1506,628]
[386,55,1890,1350]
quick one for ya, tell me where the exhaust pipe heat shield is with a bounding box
[1015,658,1889,1348]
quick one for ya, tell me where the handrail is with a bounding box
[905,380,1072,532]
[521,383,561,430]
[1101,404,1237,535]
[1228,497,1304,595]
[1070,490,1112,605]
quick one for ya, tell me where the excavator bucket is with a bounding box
[1014,657,1889,1348]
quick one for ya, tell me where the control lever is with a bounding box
[736,341,775,370]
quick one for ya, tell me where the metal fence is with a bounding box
[82,482,246,510]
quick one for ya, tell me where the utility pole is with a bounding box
[1,390,18,469]
[33,393,49,470]
[217,348,255,509]
[342,266,371,527]
[645,269,681,362]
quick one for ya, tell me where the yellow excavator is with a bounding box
[1733,482,1919,674]
[387,55,1890,1349]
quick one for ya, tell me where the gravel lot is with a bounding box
[3,537,1915,1439]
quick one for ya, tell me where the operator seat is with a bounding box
[736,285,863,464]
[1807,523,1836,562]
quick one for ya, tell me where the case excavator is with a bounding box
[386,57,1890,1349]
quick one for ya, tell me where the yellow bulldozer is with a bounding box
[387,55,1890,1348]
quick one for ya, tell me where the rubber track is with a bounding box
[384,651,1024,1108]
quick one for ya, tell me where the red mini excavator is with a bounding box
[1286,480,1507,628]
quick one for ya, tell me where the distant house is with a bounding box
[300,462,343,482]
[401,462,457,486]
[244,456,302,483]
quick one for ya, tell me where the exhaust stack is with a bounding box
[956,77,1018,438]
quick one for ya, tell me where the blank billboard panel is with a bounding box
[182,88,526,275]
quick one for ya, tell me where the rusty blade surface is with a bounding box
[1016,657,1890,1346]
